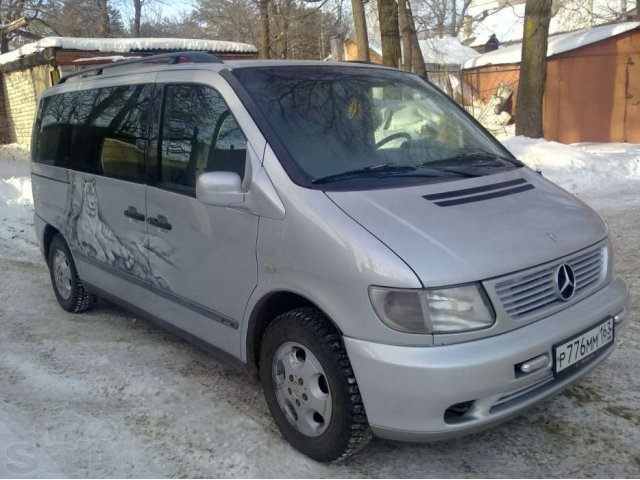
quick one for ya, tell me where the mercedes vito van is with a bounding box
[32,52,630,461]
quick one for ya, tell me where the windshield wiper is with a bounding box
[429,151,524,167]
[312,164,419,184]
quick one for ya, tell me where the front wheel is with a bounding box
[48,234,97,313]
[259,307,372,462]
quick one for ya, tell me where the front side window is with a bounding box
[160,85,247,190]
[233,66,521,190]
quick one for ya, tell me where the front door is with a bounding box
[146,76,260,356]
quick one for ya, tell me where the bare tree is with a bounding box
[351,0,369,61]
[407,0,426,78]
[258,0,270,58]
[413,0,473,38]
[0,0,47,53]
[43,0,125,38]
[516,0,552,138]
[132,0,143,36]
[398,0,412,70]
[95,0,110,35]
[377,0,401,67]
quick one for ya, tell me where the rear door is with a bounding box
[62,76,156,313]
[145,70,261,357]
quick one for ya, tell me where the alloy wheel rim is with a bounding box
[272,341,332,437]
[53,249,72,300]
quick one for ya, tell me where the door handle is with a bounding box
[147,214,172,231]
[124,206,145,221]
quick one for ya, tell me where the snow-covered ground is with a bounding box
[0,140,638,477]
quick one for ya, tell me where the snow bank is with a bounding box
[502,136,640,194]
[0,144,38,260]
[0,37,258,66]
[463,21,640,69]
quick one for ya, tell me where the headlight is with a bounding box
[369,284,494,334]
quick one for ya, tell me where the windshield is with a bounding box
[232,66,521,190]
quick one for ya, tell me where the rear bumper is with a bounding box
[344,277,630,442]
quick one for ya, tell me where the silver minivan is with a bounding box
[32,52,630,461]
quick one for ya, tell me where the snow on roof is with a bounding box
[0,37,258,66]
[419,37,480,66]
[463,0,636,48]
[465,3,527,48]
[463,21,640,69]
[364,37,479,66]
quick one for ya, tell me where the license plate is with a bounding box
[554,318,614,374]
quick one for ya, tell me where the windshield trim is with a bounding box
[221,65,519,192]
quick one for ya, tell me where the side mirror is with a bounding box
[196,171,244,207]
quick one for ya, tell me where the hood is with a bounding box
[325,168,607,287]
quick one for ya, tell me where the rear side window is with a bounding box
[159,84,247,191]
[71,84,153,182]
[34,84,152,183]
[35,93,76,167]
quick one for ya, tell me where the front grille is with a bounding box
[495,245,605,319]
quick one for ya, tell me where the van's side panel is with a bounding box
[69,171,153,311]
[31,164,70,242]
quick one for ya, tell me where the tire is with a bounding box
[259,307,372,462]
[48,234,97,313]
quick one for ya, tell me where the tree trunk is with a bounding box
[133,0,142,37]
[398,0,412,70]
[351,0,370,61]
[407,1,427,79]
[0,35,9,54]
[280,0,292,59]
[377,0,401,68]
[451,0,457,36]
[259,0,271,59]
[516,0,552,138]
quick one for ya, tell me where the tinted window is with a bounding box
[35,93,76,167]
[160,85,246,190]
[70,84,153,182]
[233,66,517,190]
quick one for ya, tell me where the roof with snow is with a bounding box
[464,3,527,48]
[419,37,480,66]
[462,0,637,49]
[366,37,479,66]
[0,37,258,66]
[462,21,640,69]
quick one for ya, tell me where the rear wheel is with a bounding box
[48,234,97,313]
[259,307,372,462]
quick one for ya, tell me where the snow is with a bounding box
[73,55,138,63]
[462,0,638,49]
[419,37,480,66]
[0,144,37,262]
[0,37,258,66]
[464,3,527,48]
[463,21,640,69]
[503,136,640,200]
[367,37,479,67]
[1,141,639,476]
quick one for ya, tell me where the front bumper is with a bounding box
[344,277,630,442]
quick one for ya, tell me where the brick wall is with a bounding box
[3,65,53,146]
[0,75,11,143]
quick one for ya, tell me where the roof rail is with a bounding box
[58,51,223,84]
